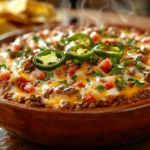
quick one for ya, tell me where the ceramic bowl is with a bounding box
[0,12,150,148]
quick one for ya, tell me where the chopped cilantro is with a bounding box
[36,72,53,84]
[95,85,106,92]
[110,60,130,75]
[128,78,144,86]
[109,34,118,38]
[58,80,67,84]
[25,69,31,73]
[110,58,118,66]
[93,70,106,77]
[127,38,136,46]
[33,36,40,43]
[0,64,7,69]
[99,28,105,36]
[70,75,77,81]
[72,59,82,66]
[109,67,119,75]
[77,94,82,100]
[25,50,33,56]
[117,60,130,69]
[90,54,99,64]
[134,58,145,70]
[86,78,91,83]
[88,65,93,70]
[115,76,127,90]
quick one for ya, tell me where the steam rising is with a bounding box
[60,0,71,25]
[60,0,137,25]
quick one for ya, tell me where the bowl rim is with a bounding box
[1,97,150,114]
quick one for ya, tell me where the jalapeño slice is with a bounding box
[32,49,66,71]
[66,45,94,62]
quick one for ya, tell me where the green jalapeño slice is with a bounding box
[93,42,123,60]
[67,33,94,48]
[32,49,66,71]
[66,45,94,62]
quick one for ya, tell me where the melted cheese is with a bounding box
[120,86,140,98]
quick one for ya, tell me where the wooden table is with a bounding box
[0,128,150,150]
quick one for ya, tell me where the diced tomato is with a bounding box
[141,56,148,64]
[0,71,11,81]
[141,37,150,44]
[24,82,35,93]
[17,77,28,83]
[31,70,46,80]
[105,78,115,89]
[99,58,112,73]
[83,93,95,102]
[12,44,21,52]
[99,78,106,83]
[68,67,77,76]
[91,33,100,43]
[77,81,85,88]
[39,30,49,38]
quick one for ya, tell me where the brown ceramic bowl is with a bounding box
[0,12,150,148]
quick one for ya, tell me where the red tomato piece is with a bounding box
[99,78,106,83]
[39,30,49,38]
[68,67,77,76]
[77,81,85,88]
[141,37,150,44]
[105,78,115,89]
[24,82,35,93]
[99,58,112,73]
[31,70,46,80]
[0,71,11,81]
[83,93,95,102]
[17,77,28,83]
[12,44,21,52]
[91,33,100,43]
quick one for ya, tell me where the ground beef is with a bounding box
[24,95,44,107]
[59,99,71,109]
[56,86,79,96]
[144,73,150,83]
[0,81,14,94]
[2,92,13,101]
[127,68,136,76]
[22,59,35,72]
[42,88,53,99]
[17,97,25,103]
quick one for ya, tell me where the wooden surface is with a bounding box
[0,128,150,150]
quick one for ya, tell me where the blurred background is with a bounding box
[0,0,150,35]
[42,0,150,16]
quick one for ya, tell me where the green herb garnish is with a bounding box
[0,64,7,69]
[88,65,93,70]
[70,75,77,81]
[72,59,82,66]
[58,80,67,84]
[95,85,106,92]
[128,78,144,86]
[86,78,91,83]
[115,76,127,90]
[93,70,106,77]
[33,36,40,43]
[36,72,53,84]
